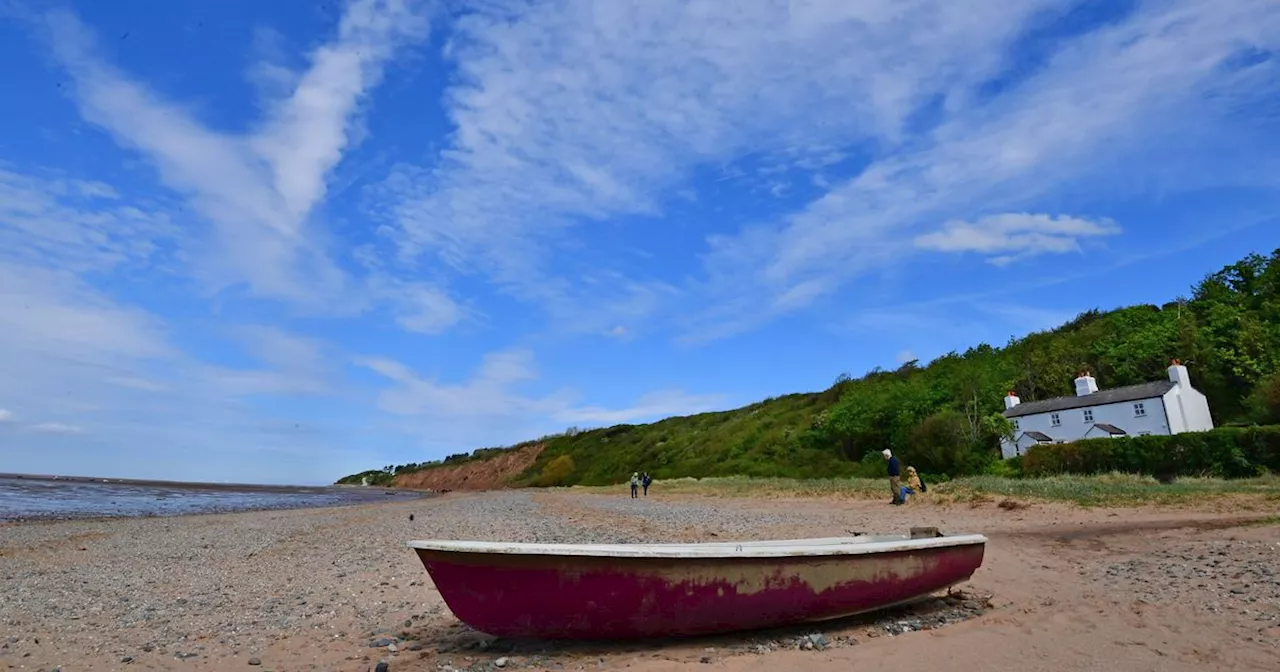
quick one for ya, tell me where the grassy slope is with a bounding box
[516,391,859,486]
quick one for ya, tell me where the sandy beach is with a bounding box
[2,489,1278,671]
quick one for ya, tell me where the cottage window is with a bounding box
[1082,409,1094,423]
[1133,402,1146,417]
[1050,413,1061,427]
[1011,420,1019,432]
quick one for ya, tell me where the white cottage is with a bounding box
[999,360,1214,459]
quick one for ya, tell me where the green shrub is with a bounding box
[985,455,1022,478]
[535,455,577,486]
[1022,425,1280,479]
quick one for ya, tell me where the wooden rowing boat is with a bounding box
[407,528,987,640]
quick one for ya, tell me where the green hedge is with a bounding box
[1021,425,1280,479]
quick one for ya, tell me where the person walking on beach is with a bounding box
[641,472,652,496]
[883,449,903,505]
[630,472,640,499]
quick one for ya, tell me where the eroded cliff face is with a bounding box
[391,443,544,491]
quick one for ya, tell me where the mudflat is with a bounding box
[1,489,1277,671]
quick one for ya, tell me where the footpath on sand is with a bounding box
[1,488,1277,671]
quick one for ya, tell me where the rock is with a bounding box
[495,657,509,667]
[699,656,712,664]
[375,662,390,672]
[807,633,828,649]
[372,638,396,648]
[248,658,262,666]
[121,656,135,664]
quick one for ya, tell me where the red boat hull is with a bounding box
[413,542,985,639]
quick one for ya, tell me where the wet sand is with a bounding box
[1,489,1277,671]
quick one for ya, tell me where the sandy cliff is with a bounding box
[391,443,543,491]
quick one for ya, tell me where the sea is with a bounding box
[0,473,427,522]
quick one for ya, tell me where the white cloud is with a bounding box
[0,261,176,363]
[366,275,467,335]
[914,213,1120,266]
[0,167,182,274]
[0,408,15,423]
[357,348,554,421]
[30,422,84,435]
[687,0,1280,339]
[384,0,1056,316]
[556,390,728,426]
[358,349,726,447]
[367,0,1277,341]
[35,1,447,322]
[0,257,361,481]
[896,350,917,365]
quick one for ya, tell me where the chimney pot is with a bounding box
[1004,391,1021,410]
[1074,371,1099,396]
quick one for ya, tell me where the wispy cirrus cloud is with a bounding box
[375,0,1278,343]
[34,0,457,329]
[0,167,182,274]
[384,0,1060,327]
[0,254,368,482]
[30,422,84,435]
[687,0,1280,340]
[357,349,727,447]
[914,213,1121,266]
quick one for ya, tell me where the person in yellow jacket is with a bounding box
[904,466,924,492]
[899,466,926,502]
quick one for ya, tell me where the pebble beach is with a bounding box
[2,489,1278,671]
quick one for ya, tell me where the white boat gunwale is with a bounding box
[406,534,987,559]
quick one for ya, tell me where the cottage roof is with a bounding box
[1003,380,1174,419]
[1090,423,1128,436]
[1021,430,1053,442]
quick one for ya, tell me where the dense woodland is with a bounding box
[339,248,1280,487]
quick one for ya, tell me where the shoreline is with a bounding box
[0,473,435,524]
[0,471,408,493]
[0,492,435,525]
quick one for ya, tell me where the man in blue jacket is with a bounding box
[883,449,903,505]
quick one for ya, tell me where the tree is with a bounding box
[1247,372,1280,424]
[907,410,982,477]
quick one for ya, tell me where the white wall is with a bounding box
[1000,395,1170,458]
[1006,433,1050,459]
[1163,384,1215,433]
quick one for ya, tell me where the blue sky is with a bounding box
[1,0,1277,485]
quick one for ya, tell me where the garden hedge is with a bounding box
[1021,425,1280,479]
